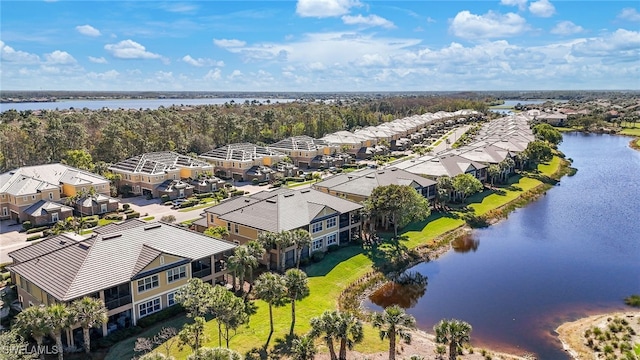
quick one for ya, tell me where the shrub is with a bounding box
[122,203,131,211]
[252,178,259,184]
[299,258,310,267]
[624,294,640,307]
[105,213,124,221]
[195,192,214,199]
[27,234,43,241]
[327,244,340,253]
[160,194,170,203]
[230,190,245,197]
[21,221,32,231]
[136,304,184,328]
[311,251,325,262]
[163,201,173,206]
[179,200,197,208]
[127,212,141,219]
[124,208,135,215]
[94,326,143,349]
[160,215,176,223]
[26,226,49,234]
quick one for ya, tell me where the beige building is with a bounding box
[199,143,286,181]
[8,219,236,347]
[108,151,214,198]
[0,164,113,224]
[200,188,362,269]
[268,136,336,169]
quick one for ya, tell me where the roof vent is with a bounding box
[266,199,277,204]
[103,234,122,240]
[144,224,162,231]
[244,199,251,202]
[300,189,311,193]
[284,193,295,198]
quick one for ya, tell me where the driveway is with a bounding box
[0,220,29,264]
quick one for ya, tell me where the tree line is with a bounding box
[0,97,488,172]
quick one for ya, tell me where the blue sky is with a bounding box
[1,0,639,91]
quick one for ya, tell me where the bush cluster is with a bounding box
[26,226,49,234]
[136,304,184,328]
[104,213,124,221]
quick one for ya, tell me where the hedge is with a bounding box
[27,234,43,241]
[160,194,170,203]
[104,213,124,221]
[26,226,49,234]
[22,221,32,231]
[327,244,340,253]
[136,304,184,328]
[127,212,141,219]
[311,251,325,262]
[179,201,197,208]
[195,192,214,199]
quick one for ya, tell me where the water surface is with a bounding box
[366,133,640,358]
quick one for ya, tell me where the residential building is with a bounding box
[108,151,214,199]
[268,136,336,169]
[199,143,286,181]
[0,164,113,224]
[8,220,236,347]
[394,154,488,182]
[200,188,362,269]
[313,167,437,202]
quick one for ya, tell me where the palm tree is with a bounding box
[45,303,75,360]
[309,310,339,360]
[371,305,416,360]
[284,268,310,336]
[334,312,364,360]
[487,164,500,186]
[498,157,515,183]
[291,334,317,360]
[228,246,256,293]
[245,240,265,292]
[257,232,278,271]
[291,229,312,268]
[13,305,50,360]
[433,319,472,360]
[276,231,294,272]
[71,296,108,354]
[253,272,287,348]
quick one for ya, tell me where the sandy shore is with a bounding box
[556,311,640,360]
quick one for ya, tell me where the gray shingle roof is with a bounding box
[23,200,73,216]
[199,143,284,162]
[9,222,236,301]
[269,136,330,151]
[109,152,212,175]
[0,164,108,196]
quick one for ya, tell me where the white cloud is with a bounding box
[87,70,119,80]
[45,50,76,64]
[88,56,108,64]
[551,21,584,35]
[450,11,529,39]
[529,0,555,17]
[296,0,361,18]
[213,38,246,48]
[571,29,640,59]
[0,41,40,63]
[618,8,640,22]
[76,24,101,37]
[204,69,221,80]
[104,40,162,59]
[307,62,326,70]
[228,70,243,79]
[341,14,395,29]
[500,0,528,11]
[160,3,198,13]
[182,55,224,67]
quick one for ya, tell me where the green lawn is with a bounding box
[177,202,216,212]
[620,127,640,136]
[107,157,564,359]
[286,179,317,188]
[97,219,119,227]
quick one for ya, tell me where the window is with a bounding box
[326,217,337,228]
[48,192,53,200]
[311,222,323,233]
[167,266,186,283]
[326,234,337,246]
[139,298,161,318]
[51,213,59,223]
[312,238,323,251]
[2,207,7,217]
[31,195,36,200]
[227,222,231,232]
[137,275,159,293]
[167,292,176,307]
[234,224,239,234]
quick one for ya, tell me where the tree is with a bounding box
[433,319,472,360]
[44,303,74,360]
[309,310,340,360]
[524,140,553,165]
[187,347,242,360]
[371,305,417,360]
[291,335,317,360]
[487,164,501,186]
[275,231,295,272]
[253,272,287,348]
[532,123,562,146]
[498,158,515,183]
[139,353,174,360]
[204,226,230,239]
[284,268,310,336]
[160,215,176,223]
[175,278,213,318]
[291,229,312,269]
[452,173,483,202]
[228,246,256,293]
[334,312,364,360]
[209,286,249,348]
[13,306,49,360]
[257,232,278,271]
[245,240,265,291]
[1,329,37,360]
[178,316,207,352]
[71,296,108,354]
[61,149,95,171]
[364,184,431,237]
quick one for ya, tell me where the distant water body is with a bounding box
[365,133,640,359]
[0,98,295,112]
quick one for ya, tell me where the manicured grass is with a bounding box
[177,202,216,212]
[554,126,578,132]
[108,157,565,359]
[179,218,200,226]
[97,219,118,226]
[620,127,640,136]
[286,179,317,188]
[142,216,155,221]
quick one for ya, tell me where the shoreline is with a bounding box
[338,156,572,359]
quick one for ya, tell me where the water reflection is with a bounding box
[368,272,427,309]
[451,233,480,253]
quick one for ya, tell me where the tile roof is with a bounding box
[0,163,108,196]
[23,200,73,217]
[9,221,237,301]
[204,188,362,233]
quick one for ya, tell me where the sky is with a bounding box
[1,0,639,92]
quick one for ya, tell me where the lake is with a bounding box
[0,98,295,112]
[365,133,640,358]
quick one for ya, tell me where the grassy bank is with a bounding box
[107,157,566,360]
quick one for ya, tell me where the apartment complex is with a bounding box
[199,143,286,181]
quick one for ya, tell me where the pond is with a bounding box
[365,133,640,358]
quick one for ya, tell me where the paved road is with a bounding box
[430,125,471,154]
